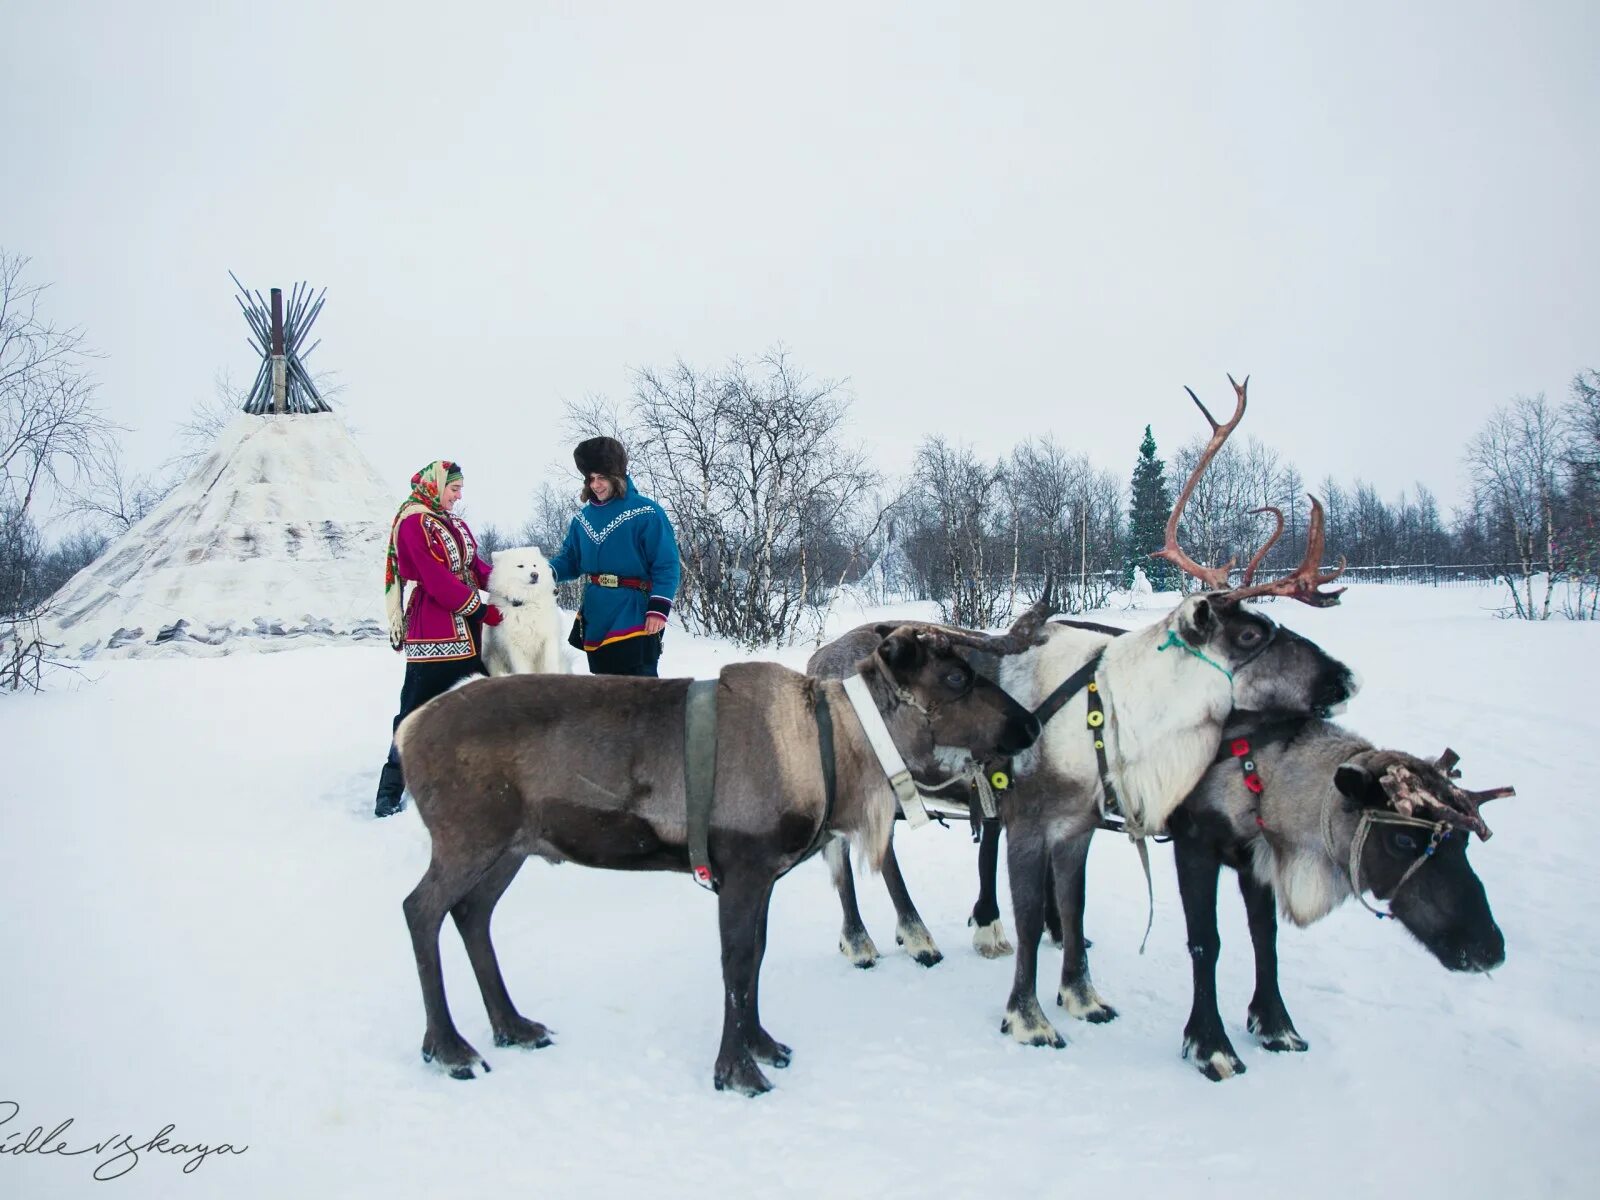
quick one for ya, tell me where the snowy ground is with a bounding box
[3,585,1597,1198]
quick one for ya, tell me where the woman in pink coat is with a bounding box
[373,460,502,818]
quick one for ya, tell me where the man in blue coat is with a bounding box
[549,437,682,677]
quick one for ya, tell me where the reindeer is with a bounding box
[808,615,1125,968]
[816,378,1359,1051]
[1170,714,1513,1080]
[393,622,1042,1096]
[999,378,1364,1049]
[815,630,1513,1079]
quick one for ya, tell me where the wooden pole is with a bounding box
[270,287,287,414]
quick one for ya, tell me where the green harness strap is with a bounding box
[1156,629,1234,682]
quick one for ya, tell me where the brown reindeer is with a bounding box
[394,622,1042,1096]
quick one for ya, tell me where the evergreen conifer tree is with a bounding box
[1125,424,1175,588]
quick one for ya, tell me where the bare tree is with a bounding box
[71,438,169,533]
[1464,394,1562,619]
[903,437,1010,626]
[518,479,584,610]
[1558,369,1599,618]
[568,350,878,647]
[0,252,118,689]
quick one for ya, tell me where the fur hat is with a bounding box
[574,436,628,479]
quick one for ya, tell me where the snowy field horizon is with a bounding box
[4,582,1597,1198]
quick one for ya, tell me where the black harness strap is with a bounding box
[1085,678,1118,813]
[777,689,839,883]
[1030,650,1106,729]
[684,679,719,891]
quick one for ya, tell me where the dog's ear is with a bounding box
[531,545,542,556]
[491,549,507,565]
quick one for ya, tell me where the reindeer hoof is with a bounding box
[714,1054,774,1096]
[895,924,944,967]
[749,1030,792,1068]
[1057,984,1119,1023]
[1255,1028,1309,1053]
[839,932,880,968]
[493,1017,554,1049]
[970,919,1014,958]
[1183,1036,1246,1081]
[1247,1010,1308,1052]
[1001,1010,1067,1049]
[422,1034,490,1080]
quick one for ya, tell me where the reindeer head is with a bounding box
[1150,377,1357,715]
[868,603,1047,776]
[1332,747,1513,972]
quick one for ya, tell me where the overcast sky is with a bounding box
[5,0,1596,532]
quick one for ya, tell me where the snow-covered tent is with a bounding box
[40,412,395,659]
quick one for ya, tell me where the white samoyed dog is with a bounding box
[481,546,568,676]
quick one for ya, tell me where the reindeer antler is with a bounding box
[1224,497,1348,608]
[1239,506,1285,587]
[908,588,1056,659]
[912,590,1056,656]
[1376,755,1516,842]
[1152,376,1347,608]
[1152,375,1248,591]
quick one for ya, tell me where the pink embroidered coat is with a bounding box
[396,511,491,662]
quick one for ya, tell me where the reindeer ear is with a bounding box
[877,628,925,673]
[873,623,899,639]
[1178,596,1215,646]
[1334,763,1378,810]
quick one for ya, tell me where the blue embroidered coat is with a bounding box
[549,478,681,651]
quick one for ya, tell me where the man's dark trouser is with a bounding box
[585,631,663,677]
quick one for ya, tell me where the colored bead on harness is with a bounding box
[1229,737,1267,828]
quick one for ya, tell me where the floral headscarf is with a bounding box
[384,460,463,649]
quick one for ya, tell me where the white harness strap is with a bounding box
[842,673,930,827]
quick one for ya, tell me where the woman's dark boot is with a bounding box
[373,761,406,818]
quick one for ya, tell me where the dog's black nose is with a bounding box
[529,571,540,584]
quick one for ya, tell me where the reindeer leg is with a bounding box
[970,818,1014,957]
[826,837,880,967]
[404,850,498,1079]
[1042,854,1064,946]
[1240,868,1308,1052]
[1001,824,1066,1049]
[1174,835,1246,1081]
[884,839,942,967]
[744,879,791,1069]
[714,869,778,1096]
[1054,832,1116,1022]
[449,851,552,1051]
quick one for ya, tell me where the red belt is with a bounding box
[587,573,649,591]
